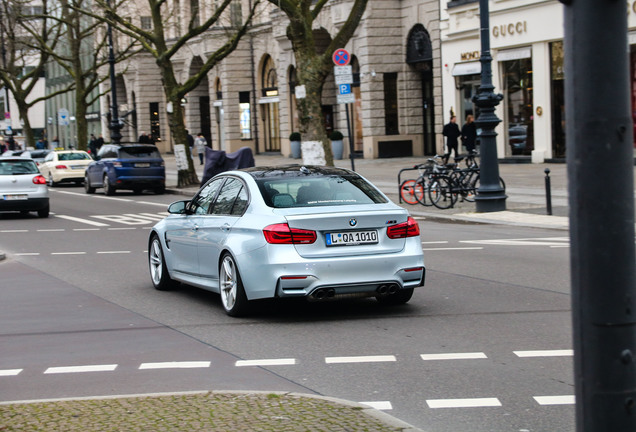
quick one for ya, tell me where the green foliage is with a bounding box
[289,132,301,141]
[329,130,343,141]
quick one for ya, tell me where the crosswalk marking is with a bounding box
[55,214,110,227]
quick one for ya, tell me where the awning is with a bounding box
[496,47,532,61]
[451,61,481,76]
[258,96,280,104]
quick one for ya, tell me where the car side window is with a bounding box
[44,152,55,162]
[211,178,243,216]
[191,178,224,215]
[231,186,248,215]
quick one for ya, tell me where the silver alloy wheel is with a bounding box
[149,237,163,287]
[220,255,237,312]
[48,174,55,187]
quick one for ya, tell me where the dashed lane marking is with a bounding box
[360,401,393,410]
[139,361,211,370]
[50,252,86,255]
[96,251,131,254]
[426,398,502,409]
[422,247,483,251]
[14,253,40,256]
[36,229,65,232]
[0,369,22,376]
[0,230,29,233]
[44,365,118,374]
[420,352,487,361]
[421,241,449,244]
[460,237,569,247]
[325,355,396,364]
[235,359,296,367]
[534,395,575,405]
[514,350,573,358]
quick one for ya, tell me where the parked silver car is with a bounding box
[0,157,49,217]
[148,165,425,316]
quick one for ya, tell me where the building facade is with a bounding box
[108,0,443,159]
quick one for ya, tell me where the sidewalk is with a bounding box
[165,152,571,231]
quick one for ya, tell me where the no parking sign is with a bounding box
[332,48,350,66]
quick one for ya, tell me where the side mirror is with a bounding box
[167,200,189,214]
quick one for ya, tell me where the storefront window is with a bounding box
[239,91,251,140]
[550,41,566,158]
[149,102,161,141]
[502,57,533,156]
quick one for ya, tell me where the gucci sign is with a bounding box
[492,21,528,38]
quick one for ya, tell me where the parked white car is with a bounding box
[39,150,93,186]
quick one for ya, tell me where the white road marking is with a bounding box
[37,229,65,232]
[89,195,134,202]
[461,237,570,247]
[44,364,117,374]
[0,369,22,376]
[139,361,211,370]
[421,241,449,244]
[14,253,40,256]
[0,230,29,233]
[137,201,170,207]
[55,214,109,227]
[235,358,296,367]
[107,227,136,231]
[94,215,152,225]
[426,398,502,408]
[534,395,575,405]
[73,228,100,231]
[420,352,487,361]
[422,247,483,251]
[514,350,573,358]
[325,355,396,364]
[97,251,131,254]
[51,252,87,255]
[360,401,393,410]
[129,212,167,221]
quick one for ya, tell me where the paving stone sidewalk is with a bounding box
[0,391,421,432]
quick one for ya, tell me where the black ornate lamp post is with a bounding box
[473,0,506,212]
[106,0,121,144]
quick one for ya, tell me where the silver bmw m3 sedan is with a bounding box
[148,165,425,316]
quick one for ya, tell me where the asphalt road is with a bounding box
[0,186,575,431]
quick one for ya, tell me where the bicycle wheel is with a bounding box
[414,175,434,207]
[461,171,479,202]
[471,175,506,194]
[428,176,457,209]
[399,179,425,205]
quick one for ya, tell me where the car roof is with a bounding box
[242,165,357,179]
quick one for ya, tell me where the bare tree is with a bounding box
[88,0,261,187]
[0,0,65,148]
[270,0,369,166]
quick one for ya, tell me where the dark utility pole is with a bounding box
[106,0,121,144]
[562,0,636,430]
[473,0,506,212]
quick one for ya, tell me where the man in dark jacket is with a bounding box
[442,115,461,162]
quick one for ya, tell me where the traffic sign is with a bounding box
[4,112,9,119]
[339,84,351,95]
[58,108,69,126]
[334,65,353,85]
[332,48,350,66]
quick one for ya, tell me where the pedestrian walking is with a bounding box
[461,114,477,154]
[96,134,104,151]
[89,134,98,159]
[442,115,461,162]
[194,133,207,165]
[138,131,150,143]
[7,136,16,151]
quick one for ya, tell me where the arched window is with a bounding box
[262,56,278,97]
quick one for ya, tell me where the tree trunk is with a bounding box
[168,99,199,188]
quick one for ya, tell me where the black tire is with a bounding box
[84,174,95,194]
[414,175,433,206]
[148,234,177,291]
[103,175,115,195]
[376,288,414,305]
[133,187,143,195]
[219,253,250,317]
[37,204,49,218]
[154,185,165,195]
[428,176,456,209]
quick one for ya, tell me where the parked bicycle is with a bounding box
[398,155,447,206]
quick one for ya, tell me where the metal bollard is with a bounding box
[544,168,552,215]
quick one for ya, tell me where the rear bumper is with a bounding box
[0,197,49,211]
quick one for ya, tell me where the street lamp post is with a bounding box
[106,0,121,144]
[473,0,507,212]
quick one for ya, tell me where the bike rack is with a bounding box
[397,165,425,204]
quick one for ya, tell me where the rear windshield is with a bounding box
[0,160,39,175]
[59,152,92,161]
[119,147,162,159]
[257,174,387,208]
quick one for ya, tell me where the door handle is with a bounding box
[221,223,231,231]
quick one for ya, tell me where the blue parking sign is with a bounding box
[339,84,351,95]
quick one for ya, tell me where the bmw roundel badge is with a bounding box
[349,218,357,227]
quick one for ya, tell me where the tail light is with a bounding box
[263,223,316,244]
[386,217,420,239]
[54,164,68,170]
[33,175,46,185]
[113,162,122,168]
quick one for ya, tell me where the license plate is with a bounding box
[4,194,28,201]
[326,230,378,246]
[70,165,84,169]
[135,163,150,168]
